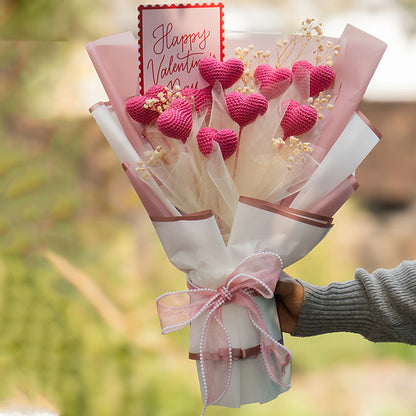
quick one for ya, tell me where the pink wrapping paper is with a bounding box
[86,32,145,155]
[309,175,359,217]
[315,24,387,156]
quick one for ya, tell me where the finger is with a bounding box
[275,272,297,296]
[275,300,296,334]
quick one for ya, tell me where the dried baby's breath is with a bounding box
[311,92,335,119]
[272,136,313,170]
[144,145,169,166]
[142,87,183,114]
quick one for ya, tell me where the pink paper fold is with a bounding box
[309,175,359,217]
[122,162,174,218]
[86,32,146,155]
[316,24,387,158]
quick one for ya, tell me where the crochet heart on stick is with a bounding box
[197,127,238,160]
[199,57,245,90]
[225,92,269,127]
[157,98,193,142]
[126,85,166,124]
[254,64,293,100]
[292,60,335,97]
[281,99,317,139]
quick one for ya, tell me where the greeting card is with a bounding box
[138,4,224,93]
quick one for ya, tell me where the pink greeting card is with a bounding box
[138,3,224,94]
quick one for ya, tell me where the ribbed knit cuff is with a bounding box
[292,279,374,338]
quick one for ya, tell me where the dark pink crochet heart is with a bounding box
[281,99,317,139]
[199,57,244,90]
[126,85,166,124]
[292,60,335,97]
[157,98,193,142]
[197,127,238,160]
[254,64,293,100]
[225,92,268,127]
[181,86,213,112]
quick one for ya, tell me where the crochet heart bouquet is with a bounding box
[86,19,386,414]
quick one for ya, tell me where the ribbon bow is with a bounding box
[156,252,292,414]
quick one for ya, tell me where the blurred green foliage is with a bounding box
[0,0,105,40]
[1,2,416,415]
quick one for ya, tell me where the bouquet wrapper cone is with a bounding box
[86,24,386,411]
[152,199,332,407]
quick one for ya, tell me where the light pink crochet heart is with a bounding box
[197,127,238,160]
[126,85,166,124]
[157,98,193,142]
[292,60,335,97]
[254,64,293,100]
[199,57,244,90]
[181,86,213,112]
[280,99,317,139]
[225,92,268,127]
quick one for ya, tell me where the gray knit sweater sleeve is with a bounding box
[292,260,416,344]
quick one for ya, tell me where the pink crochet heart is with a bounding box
[126,85,166,124]
[254,64,293,100]
[292,60,335,97]
[280,99,317,139]
[197,127,238,160]
[181,86,213,112]
[225,92,268,127]
[199,57,244,90]
[157,98,193,142]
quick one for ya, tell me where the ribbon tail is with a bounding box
[239,292,292,387]
[199,307,232,409]
[260,331,292,388]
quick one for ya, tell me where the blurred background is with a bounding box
[1,0,416,415]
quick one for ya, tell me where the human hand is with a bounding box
[274,271,304,334]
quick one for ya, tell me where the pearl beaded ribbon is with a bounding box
[156,252,292,414]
